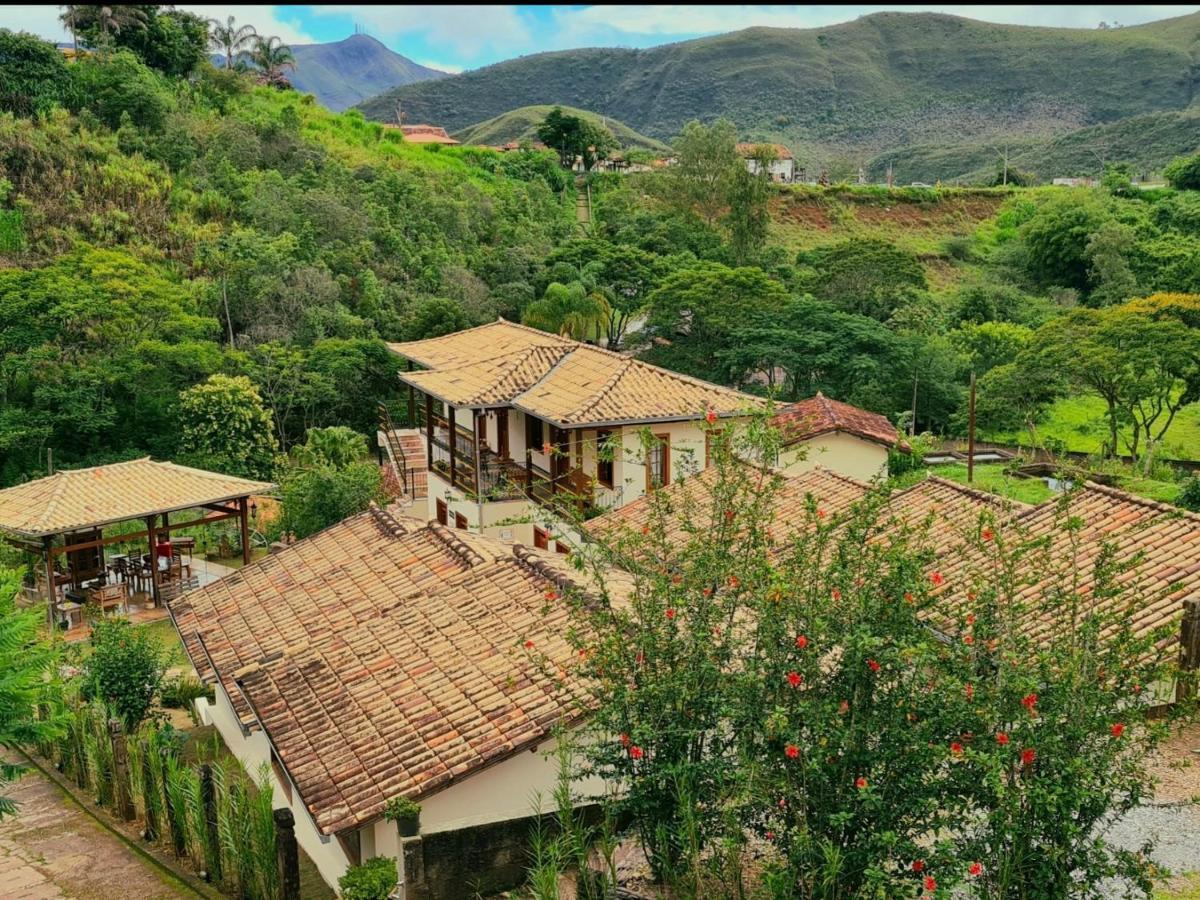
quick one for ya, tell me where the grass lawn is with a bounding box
[1159,874,1200,899]
[984,396,1200,462]
[926,462,1055,505]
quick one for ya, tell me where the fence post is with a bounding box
[108,719,135,821]
[161,748,186,857]
[200,763,222,883]
[274,808,301,900]
[140,741,158,841]
[1177,598,1200,704]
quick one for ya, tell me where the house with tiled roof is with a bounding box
[385,319,764,548]
[170,503,617,895]
[736,142,795,182]
[394,123,460,145]
[770,393,906,482]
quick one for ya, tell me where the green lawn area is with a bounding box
[925,462,1055,505]
[984,396,1200,462]
[1159,873,1200,899]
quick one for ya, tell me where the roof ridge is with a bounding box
[807,465,871,491]
[569,353,637,423]
[427,522,487,567]
[1076,479,1200,521]
[919,474,1032,510]
[511,544,586,594]
[367,502,411,539]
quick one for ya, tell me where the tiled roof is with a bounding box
[171,505,604,835]
[932,482,1200,651]
[398,124,460,144]
[736,142,794,160]
[390,319,763,426]
[772,393,902,448]
[875,476,1024,555]
[0,459,274,538]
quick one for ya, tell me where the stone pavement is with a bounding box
[0,754,188,899]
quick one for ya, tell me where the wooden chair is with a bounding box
[87,582,128,616]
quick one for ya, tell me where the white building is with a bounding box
[736,142,796,183]
[770,393,906,483]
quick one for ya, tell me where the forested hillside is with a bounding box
[454,105,670,152]
[360,10,1200,182]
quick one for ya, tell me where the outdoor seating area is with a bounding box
[0,458,274,631]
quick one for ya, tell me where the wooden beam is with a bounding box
[146,516,160,607]
[407,360,416,427]
[3,536,42,554]
[42,536,59,628]
[425,392,435,483]
[45,510,240,557]
[239,497,252,566]
[448,404,458,491]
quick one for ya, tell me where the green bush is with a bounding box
[83,618,170,731]
[159,674,214,710]
[280,461,385,539]
[0,29,75,117]
[1176,475,1200,511]
[383,795,421,821]
[1164,153,1200,191]
[338,857,398,900]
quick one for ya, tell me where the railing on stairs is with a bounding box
[377,403,410,496]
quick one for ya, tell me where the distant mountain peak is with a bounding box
[289,36,446,112]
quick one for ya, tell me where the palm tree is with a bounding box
[208,15,257,70]
[249,35,296,85]
[58,5,81,53]
[522,281,612,343]
[60,4,147,50]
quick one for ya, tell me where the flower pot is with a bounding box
[396,813,419,837]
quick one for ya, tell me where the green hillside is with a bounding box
[358,10,1200,181]
[455,105,671,152]
[290,34,445,112]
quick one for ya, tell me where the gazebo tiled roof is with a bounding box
[0,458,274,538]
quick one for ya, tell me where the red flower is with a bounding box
[963,634,975,646]
[965,613,976,626]
[838,700,850,715]
[1110,722,1125,738]
[831,588,842,601]
[542,442,553,456]
[965,683,974,700]
[924,875,937,893]
[765,830,774,841]
[817,508,827,520]
[545,589,558,601]
[787,671,802,688]
[629,745,644,760]
[969,861,983,877]
[728,575,740,588]
[724,509,735,521]
[867,658,881,673]
[640,525,649,535]
[950,742,963,755]
[795,634,808,650]
[930,571,945,587]
[1021,693,1037,711]
[904,591,915,604]
[702,587,712,597]
[1021,747,1036,766]
[996,732,1010,745]
[619,733,631,747]
[635,651,644,665]
[912,859,925,874]
[705,408,718,425]
[665,607,676,620]
[524,639,535,650]
[785,744,799,759]
[855,776,868,790]
[982,527,994,542]
[777,797,787,808]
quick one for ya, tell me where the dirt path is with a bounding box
[0,755,192,899]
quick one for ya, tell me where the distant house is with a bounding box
[770,393,905,482]
[396,124,460,145]
[736,142,795,183]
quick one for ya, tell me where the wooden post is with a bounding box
[140,740,158,842]
[448,404,458,490]
[162,748,186,857]
[145,515,160,606]
[108,719,135,821]
[274,808,301,900]
[42,537,59,629]
[200,763,221,883]
[967,371,977,484]
[425,393,435,482]
[1177,598,1200,704]
[239,497,251,566]
[407,360,416,427]
[473,410,482,499]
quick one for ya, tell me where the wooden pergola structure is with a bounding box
[0,458,274,626]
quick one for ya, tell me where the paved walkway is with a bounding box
[0,755,189,899]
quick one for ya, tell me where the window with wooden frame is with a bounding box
[555,541,570,556]
[526,413,544,452]
[596,429,614,488]
[454,512,469,530]
[534,526,550,550]
[436,499,448,526]
[646,433,670,492]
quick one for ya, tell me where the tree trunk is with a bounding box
[221,276,234,346]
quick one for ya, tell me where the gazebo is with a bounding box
[0,458,274,628]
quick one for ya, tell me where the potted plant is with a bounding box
[383,795,421,837]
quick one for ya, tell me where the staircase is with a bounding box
[378,404,428,502]
[574,176,592,229]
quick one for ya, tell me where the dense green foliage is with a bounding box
[83,617,171,731]
[536,106,616,171]
[338,856,399,900]
[361,11,1200,182]
[0,30,75,117]
[279,426,385,539]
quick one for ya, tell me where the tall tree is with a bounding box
[535,106,615,171]
[249,35,295,87]
[208,15,256,69]
[663,118,740,227]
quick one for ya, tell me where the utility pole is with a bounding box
[886,163,894,189]
[967,371,977,483]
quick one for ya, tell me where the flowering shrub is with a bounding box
[552,416,1190,898]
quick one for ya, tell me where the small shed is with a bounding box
[0,458,273,628]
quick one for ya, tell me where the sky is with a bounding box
[4,4,1197,73]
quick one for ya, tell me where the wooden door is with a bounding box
[436,499,448,526]
[534,526,549,550]
[454,512,468,530]
[496,409,509,459]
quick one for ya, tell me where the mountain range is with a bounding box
[355,11,1200,182]
[289,34,446,112]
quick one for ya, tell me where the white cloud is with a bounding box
[309,5,533,58]
[416,59,466,74]
[179,6,315,45]
[0,6,72,43]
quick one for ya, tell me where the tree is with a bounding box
[1163,152,1200,190]
[798,239,928,321]
[1085,220,1138,306]
[291,425,367,470]
[725,145,774,265]
[1020,191,1116,292]
[249,35,295,87]
[73,4,149,47]
[83,617,169,732]
[208,15,256,70]
[69,49,175,130]
[662,118,740,227]
[178,374,279,480]
[0,30,74,117]
[280,462,384,539]
[535,107,615,171]
[401,297,472,341]
[522,281,611,342]
[0,568,64,819]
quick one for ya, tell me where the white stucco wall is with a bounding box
[777,431,889,483]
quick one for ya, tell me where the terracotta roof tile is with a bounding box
[771,394,902,448]
[0,458,273,538]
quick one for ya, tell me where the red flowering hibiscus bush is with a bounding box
[556,420,1191,898]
